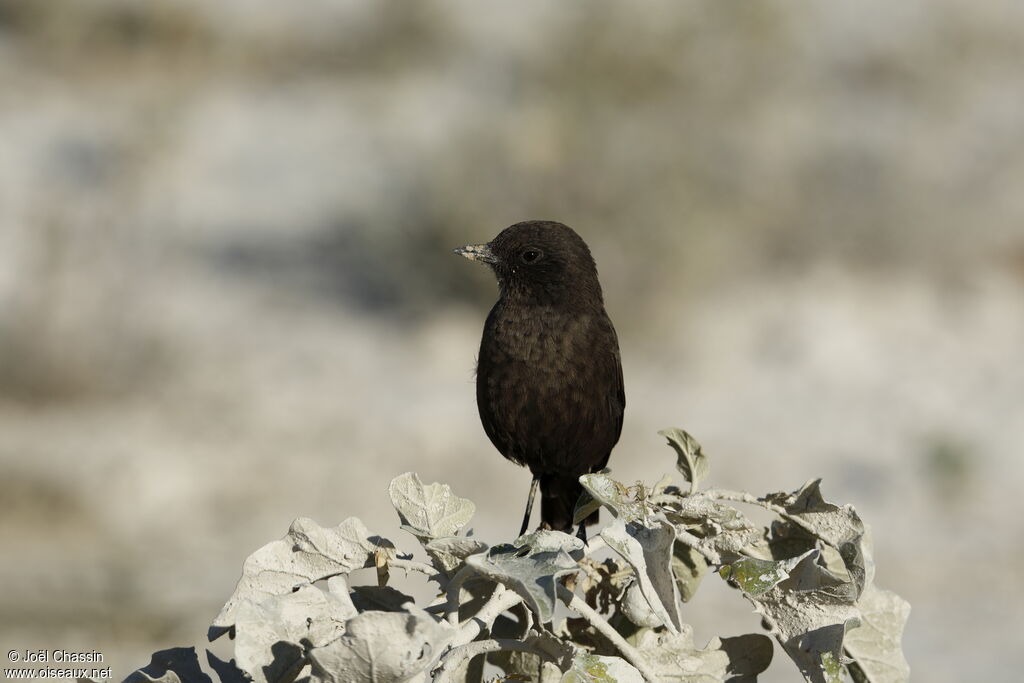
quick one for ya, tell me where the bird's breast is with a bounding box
[475,300,622,471]
[486,305,593,366]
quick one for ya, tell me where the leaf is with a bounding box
[844,585,910,683]
[620,578,662,628]
[522,528,588,555]
[666,493,763,564]
[634,627,730,681]
[561,652,645,683]
[233,584,356,683]
[659,428,710,492]
[308,608,452,683]
[601,517,683,632]
[579,473,654,523]
[326,574,357,601]
[672,542,709,603]
[124,648,211,683]
[724,549,861,683]
[424,536,489,576]
[465,530,584,623]
[387,472,475,540]
[573,488,603,525]
[720,556,793,596]
[765,479,871,598]
[211,518,393,638]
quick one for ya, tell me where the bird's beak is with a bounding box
[453,242,498,264]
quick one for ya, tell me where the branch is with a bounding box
[556,584,657,682]
[388,558,443,582]
[451,584,523,648]
[704,488,783,512]
[427,586,523,679]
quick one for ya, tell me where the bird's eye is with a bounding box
[520,248,543,264]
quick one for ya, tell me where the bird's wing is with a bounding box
[593,315,624,473]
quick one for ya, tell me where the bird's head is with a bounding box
[454,220,603,307]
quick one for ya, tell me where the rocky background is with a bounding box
[1,1,1022,680]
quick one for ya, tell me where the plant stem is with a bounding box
[556,584,657,682]
[389,558,443,582]
[704,488,780,510]
[451,585,523,648]
[444,565,477,625]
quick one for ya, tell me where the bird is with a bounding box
[454,220,625,540]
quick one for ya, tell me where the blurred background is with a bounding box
[1,1,1022,680]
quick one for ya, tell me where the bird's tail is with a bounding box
[539,474,599,533]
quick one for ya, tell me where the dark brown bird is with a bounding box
[454,220,625,538]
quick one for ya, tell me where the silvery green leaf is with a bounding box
[561,652,645,683]
[572,487,603,525]
[387,472,475,541]
[719,556,795,596]
[725,549,861,683]
[844,585,910,683]
[634,626,730,681]
[233,584,356,683]
[326,575,355,600]
[667,493,762,564]
[659,428,710,492]
[671,542,708,603]
[579,473,652,523]
[308,608,452,683]
[765,479,871,598]
[465,530,583,623]
[601,517,682,632]
[212,518,392,637]
[620,578,662,628]
[519,528,587,555]
[424,536,489,576]
[124,648,210,683]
